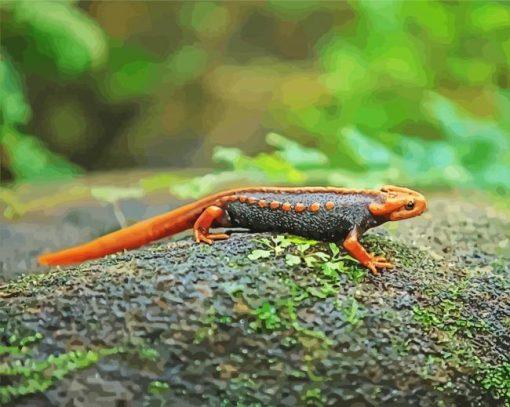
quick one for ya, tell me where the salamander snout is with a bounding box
[379,185,427,221]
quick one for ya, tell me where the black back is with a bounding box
[223,192,384,241]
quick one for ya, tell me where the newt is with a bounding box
[38,185,427,274]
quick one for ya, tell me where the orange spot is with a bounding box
[282,202,292,211]
[270,201,280,209]
[239,196,248,203]
[258,199,267,208]
[325,201,335,210]
[309,203,320,212]
[247,197,257,204]
[295,203,305,212]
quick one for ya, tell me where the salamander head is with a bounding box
[372,185,427,221]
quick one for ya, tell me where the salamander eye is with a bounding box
[405,200,415,210]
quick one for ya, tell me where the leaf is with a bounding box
[212,147,243,168]
[297,243,310,253]
[285,254,301,266]
[165,45,209,85]
[339,127,394,169]
[448,58,494,85]
[99,41,160,101]
[469,3,510,32]
[169,172,246,199]
[401,1,453,44]
[306,287,328,299]
[139,173,188,193]
[179,2,230,36]
[424,93,509,174]
[249,153,305,184]
[321,262,340,279]
[266,132,329,169]
[248,250,271,261]
[272,235,286,244]
[265,0,320,20]
[279,239,292,248]
[0,53,31,125]
[304,256,318,268]
[318,39,371,95]
[257,238,272,247]
[313,252,330,261]
[0,127,82,181]
[329,243,340,257]
[6,0,107,77]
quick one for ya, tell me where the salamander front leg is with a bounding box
[342,228,394,275]
[193,206,230,244]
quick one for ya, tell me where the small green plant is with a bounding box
[137,346,160,362]
[301,386,325,406]
[148,380,170,395]
[248,235,293,260]
[194,306,235,343]
[249,235,368,284]
[250,302,283,331]
[412,306,442,330]
[338,298,365,327]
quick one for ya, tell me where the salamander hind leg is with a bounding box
[342,228,394,275]
[193,206,230,244]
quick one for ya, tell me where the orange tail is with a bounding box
[38,189,239,266]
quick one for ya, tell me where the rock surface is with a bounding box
[0,193,509,406]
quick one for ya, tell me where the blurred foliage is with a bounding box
[0,1,509,192]
[0,0,103,181]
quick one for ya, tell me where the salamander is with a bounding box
[38,185,427,274]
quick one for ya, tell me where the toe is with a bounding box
[374,261,394,269]
[208,233,229,241]
[195,232,213,244]
[366,263,379,275]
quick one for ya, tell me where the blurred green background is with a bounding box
[1,0,510,197]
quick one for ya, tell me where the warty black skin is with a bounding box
[220,192,386,242]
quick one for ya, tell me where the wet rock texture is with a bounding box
[0,195,509,406]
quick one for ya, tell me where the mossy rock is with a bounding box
[0,194,508,406]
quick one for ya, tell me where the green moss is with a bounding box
[0,331,43,356]
[412,306,442,329]
[407,250,509,403]
[412,299,489,337]
[0,347,122,404]
[194,305,236,343]
[478,363,510,404]
[0,324,161,405]
[245,236,370,336]
[0,268,72,297]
